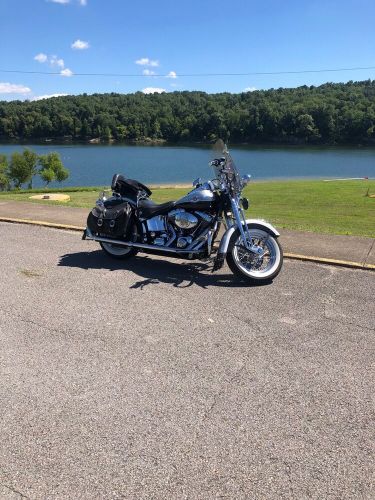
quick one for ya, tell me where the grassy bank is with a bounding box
[0,179,374,237]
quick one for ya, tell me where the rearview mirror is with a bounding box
[242,174,251,186]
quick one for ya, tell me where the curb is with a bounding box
[1,217,374,271]
[0,217,84,232]
[283,252,375,271]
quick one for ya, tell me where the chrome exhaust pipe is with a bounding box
[84,228,201,255]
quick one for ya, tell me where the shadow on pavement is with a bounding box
[58,250,270,289]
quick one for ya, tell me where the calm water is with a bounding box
[1,143,375,188]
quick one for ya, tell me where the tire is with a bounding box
[226,226,283,284]
[99,241,138,260]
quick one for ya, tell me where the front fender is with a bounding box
[218,219,280,257]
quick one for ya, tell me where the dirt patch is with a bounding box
[29,194,70,202]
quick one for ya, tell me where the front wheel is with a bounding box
[226,227,283,284]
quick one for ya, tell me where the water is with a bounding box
[1,143,374,188]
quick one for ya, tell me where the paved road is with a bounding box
[0,222,374,499]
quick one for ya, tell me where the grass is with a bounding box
[0,179,374,237]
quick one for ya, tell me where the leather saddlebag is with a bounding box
[87,202,132,237]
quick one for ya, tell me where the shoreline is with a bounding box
[1,139,375,150]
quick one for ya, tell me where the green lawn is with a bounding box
[0,180,374,237]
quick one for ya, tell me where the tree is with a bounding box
[1,81,375,144]
[38,152,69,186]
[23,149,38,189]
[40,168,55,186]
[296,114,320,140]
[8,151,34,188]
[0,154,9,191]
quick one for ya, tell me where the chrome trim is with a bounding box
[85,228,203,255]
[146,215,167,233]
[186,227,210,250]
[174,211,199,229]
[207,230,213,255]
[165,225,177,247]
[195,211,213,223]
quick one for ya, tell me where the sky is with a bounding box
[1,0,375,101]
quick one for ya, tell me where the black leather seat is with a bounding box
[138,199,176,218]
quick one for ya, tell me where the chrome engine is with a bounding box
[145,209,213,249]
[168,209,199,230]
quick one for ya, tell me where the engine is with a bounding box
[145,209,213,249]
[168,209,198,230]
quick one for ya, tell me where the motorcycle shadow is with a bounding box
[58,250,270,289]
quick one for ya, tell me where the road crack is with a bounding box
[0,482,29,499]
[324,314,374,333]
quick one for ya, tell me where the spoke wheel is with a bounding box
[227,227,283,283]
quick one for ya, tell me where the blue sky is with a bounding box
[1,0,375,100]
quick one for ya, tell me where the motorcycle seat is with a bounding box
[138,199,176,218]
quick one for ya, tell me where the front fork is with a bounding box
[230,197,264,256]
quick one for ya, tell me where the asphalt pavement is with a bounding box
[0,222,374,499]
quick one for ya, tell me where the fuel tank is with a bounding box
[175,185,216,211]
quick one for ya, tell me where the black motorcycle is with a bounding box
[83,140,283,284]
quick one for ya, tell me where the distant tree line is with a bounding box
[0,150,69,190]
[1,80,375,145]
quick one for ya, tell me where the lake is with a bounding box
[1,143,375,188]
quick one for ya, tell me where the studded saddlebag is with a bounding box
[87,202,132,237]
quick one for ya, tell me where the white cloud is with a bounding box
[143,69,156,76]
[50,55,65,68]
[61,68,73,77]
[34,53,65,69]
[166,71,177,79]
[142,87,166,94]
[0,82,32,95]
[32,93,69,101]
[34,53,48,63]
[71,39,89,50]
[136,58,159,67]
[47,0,87,5]
[243,86,257,92]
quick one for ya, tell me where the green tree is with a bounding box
[0,154,9,191]
[8,151,35,188]
[38,152,69,186]
[296,114,320,139]
[40,168,55,186]
[23,149,38,189]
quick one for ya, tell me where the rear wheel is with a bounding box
[99,241,138,260]
[227,227,283,284]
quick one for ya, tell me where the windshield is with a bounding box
[211,139,243,194]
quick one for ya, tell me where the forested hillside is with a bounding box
[1,80,375,144]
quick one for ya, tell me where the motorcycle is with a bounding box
[83,140,283,284]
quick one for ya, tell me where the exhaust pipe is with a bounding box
[84,228,201,255]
